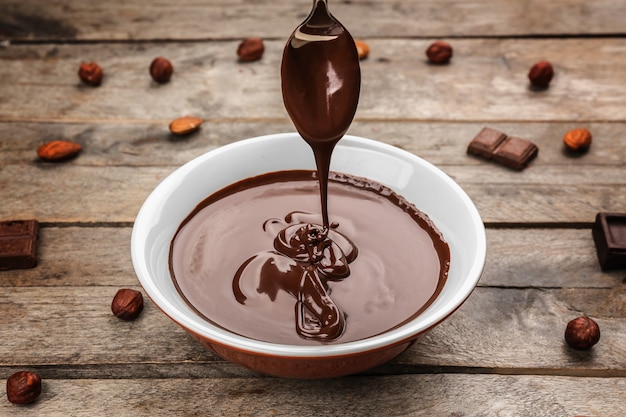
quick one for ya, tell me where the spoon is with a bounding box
[281,0,361,228]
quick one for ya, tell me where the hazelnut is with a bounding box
[563,128,592,152]
[426,41,453,64]
[111,288,144,320]
[169,116,203,135]
[565,316,600,350]
[78,62,103,86]
[150,57,174,83]
[528,60,554,88]
[237,37,265,62]
[6,371,42,405]
[354,39,370,60]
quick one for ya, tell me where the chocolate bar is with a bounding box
[0,220,39,270]
[592,213,626,270]
[467,127,538,170]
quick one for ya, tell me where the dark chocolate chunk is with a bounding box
[466,127,508,159]
[492,136,539,171]
[0,220,39,271]
[467,127,538,170]
[592,213,626,270]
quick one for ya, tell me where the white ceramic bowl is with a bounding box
[131,133,486,378]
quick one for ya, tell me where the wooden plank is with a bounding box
[1,120,624,167]
[1,285,624,377]
[402,286,626,373]
[0,227,135,288]
[482,228,622,289]
[0,285,221,371]
[1,39,626,123]
[1,0,625,41]
[0,227,620,290]
[0,121,288,167]
[1,1,623,414]
[0,375,625,416]
[2,163,624,224]
[0,165,160,223]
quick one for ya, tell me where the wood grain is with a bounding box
[1,0,625,40]
[2,1,625,414]
[1,375,624,416]
[1,285,624,377]
[1,163,624,224]
[1,227,621,289]
[1,39,626,123]
[2,121,625,166]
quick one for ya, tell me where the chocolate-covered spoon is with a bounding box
[281,0,361,228]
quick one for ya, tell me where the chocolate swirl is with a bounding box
[233,212,357,341]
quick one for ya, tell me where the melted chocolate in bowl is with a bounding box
[169,170,450,346]
[169,1,450,347]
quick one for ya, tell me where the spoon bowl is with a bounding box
[281,0,361,227]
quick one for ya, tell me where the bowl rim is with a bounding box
[131,133,486,358]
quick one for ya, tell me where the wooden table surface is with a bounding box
[1,1,625,415]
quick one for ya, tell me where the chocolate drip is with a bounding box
[281,0,360,227]
[278,0,360,341]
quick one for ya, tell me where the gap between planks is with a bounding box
[2,363,625,380]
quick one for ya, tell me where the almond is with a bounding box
[37,140,82,161]
[169,116,203,135]
[354,40,370,60]
[563,127,592,152]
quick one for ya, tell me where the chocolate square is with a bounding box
[592,213,626,270]
[467,127,539,171]
[467,127,508,159]
[492,136,539,171]
[0,220,39,270]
